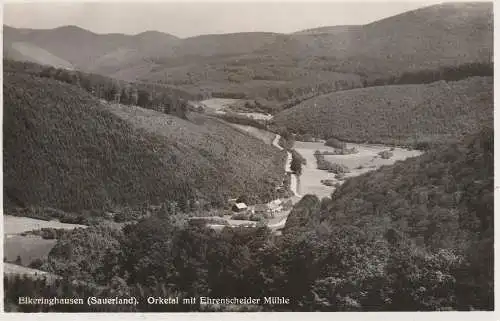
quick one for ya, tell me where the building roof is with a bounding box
[270,199,282,206]
[233,203,247,210]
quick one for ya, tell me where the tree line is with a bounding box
[279,62,493,113]
[4,59,197,119]
[364,62,493,87]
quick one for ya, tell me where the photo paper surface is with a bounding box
[2,0,494,315]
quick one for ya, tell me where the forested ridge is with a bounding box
[4,1,492,111]
[3,59,199,115]
[3,68,285,213]
[272,76,493,147]
[5,128,493,311]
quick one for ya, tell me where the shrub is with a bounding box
[292,149,307,165]
[320,148,358,155]
[378,150,394,159]
[335,173,346,180]
[296,133,315,142]
[236,195,249,204]
[249,214,264,222]
[40,228,57,239]
[316,154,350,173]
[329,163,349,174]
[321,179,336,186]
[290,150,306,175]
[28,259,44,269]
[282,200,294,210]
[325,138,347,149]
[113,212,127,223]
[59,215,86,225]
[231,212,250,220]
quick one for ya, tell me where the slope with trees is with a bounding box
[4,59,200,112]
[6,129,492,312]
[4,69,285,212]
[272,77,493,147]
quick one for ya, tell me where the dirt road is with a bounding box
[272,134,300,197]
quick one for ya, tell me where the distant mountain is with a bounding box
[141,2,493,101]
[3,25,180,72]
[3,2,493,102]
[262,2,493,76]
[174,32,282,58]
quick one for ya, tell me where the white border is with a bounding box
[0,0,497,320]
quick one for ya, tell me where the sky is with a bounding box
[2,1,485,38]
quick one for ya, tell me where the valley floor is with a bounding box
[295,141,423,198]
[3,100,423,279]
[196,98,424,229]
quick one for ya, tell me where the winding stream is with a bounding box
[196,98,423,230]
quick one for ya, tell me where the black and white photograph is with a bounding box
[1,0,494,315]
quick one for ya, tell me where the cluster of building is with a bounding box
[231,199,283,219]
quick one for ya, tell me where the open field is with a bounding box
[4,215,86,235]
[199,98,240,113]
[4,235,57,265]
[4,215,86,272]
[323,144,422,171]
[294,141,423,198]
[200,98,273,120]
